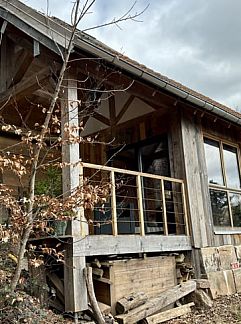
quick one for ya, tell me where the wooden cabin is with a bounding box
[1,0,241,315]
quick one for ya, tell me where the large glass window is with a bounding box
[204,138,241,228]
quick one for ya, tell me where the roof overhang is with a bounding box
[1,0,241,127]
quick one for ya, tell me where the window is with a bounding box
[204,138,241,228]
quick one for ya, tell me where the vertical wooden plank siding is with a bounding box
[111,170,118,236]
[181,182,190,236]
[137,175,145,236]
[161,179,168,235]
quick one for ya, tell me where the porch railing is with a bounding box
[82,162,189,236]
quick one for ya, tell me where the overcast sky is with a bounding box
[23,0,241,111]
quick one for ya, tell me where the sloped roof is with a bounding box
[1,0,241,125]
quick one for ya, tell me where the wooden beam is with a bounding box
[0,67,51,107]
[143,302,195,324]
[115,95,135,125]
[73,235,191,257]
[10,48,33,86]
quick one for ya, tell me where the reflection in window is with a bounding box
[204,139,224,186]
[210,189,231,226]
[223,145,241,189]
[204,137,241,228]
[230,193,241,227]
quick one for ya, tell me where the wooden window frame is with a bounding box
[204,135,241,232]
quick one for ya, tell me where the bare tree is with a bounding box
[0,0,147,296]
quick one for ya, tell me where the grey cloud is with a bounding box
[26,0,241,110]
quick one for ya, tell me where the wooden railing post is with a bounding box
[80,165,88,237]
[110,171,118,236]
[161,179,168,235]
[181,182,190,236]
[82,162,188,237]
[137,175,145,236]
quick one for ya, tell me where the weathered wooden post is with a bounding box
[61,71,88,312]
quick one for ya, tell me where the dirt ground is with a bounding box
[167,293,241,324]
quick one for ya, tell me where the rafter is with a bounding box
[0,67,51,108]
[10,48,33,87]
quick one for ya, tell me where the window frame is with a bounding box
[203,135,241,232]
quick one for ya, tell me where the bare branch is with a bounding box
[83,2,149,32]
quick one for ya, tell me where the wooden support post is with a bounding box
[137,175,145,236]
[161,179,168,235]
[111,170,118,236]
[64,245,88,312]
[61,72,88,312]
[62,74,82,236]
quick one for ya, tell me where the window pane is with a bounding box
[223,144,241,189]
[229,192,241,227]
[204,139,224,185]
[210,189,231,226]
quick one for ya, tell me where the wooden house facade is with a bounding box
[1,0,241,314]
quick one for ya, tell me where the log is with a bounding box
[116,292,148,314]
[92,268,104,278]
[188,289,213,308]
[84,266,105,324]
[115,280,196,324]
[92,258,102,268]
[142,302,195,324]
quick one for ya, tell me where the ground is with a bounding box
[2,244,241,323]
[168,293,241,324]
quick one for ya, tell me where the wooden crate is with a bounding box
[93,256,176,314]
